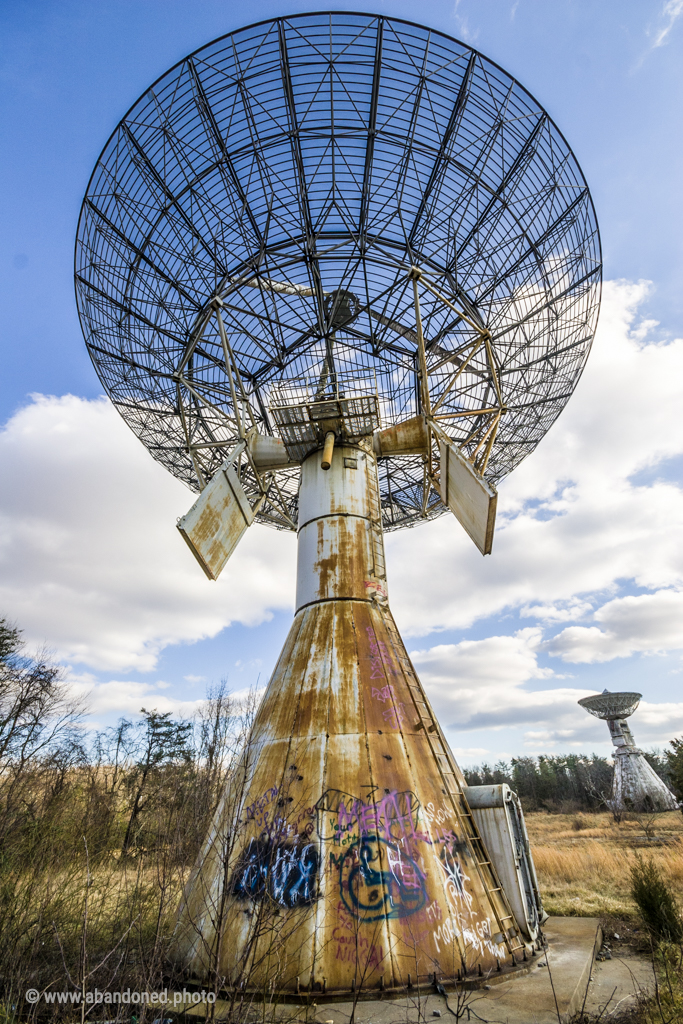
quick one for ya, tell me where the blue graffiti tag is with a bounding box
[230,837,319,908]
[338,834,427,922]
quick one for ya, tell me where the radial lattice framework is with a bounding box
[75,12,601,532]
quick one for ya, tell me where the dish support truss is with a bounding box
[175,268,509,543]
[74,13,602,535]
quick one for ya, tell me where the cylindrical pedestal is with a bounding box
[296,443,387,610]
[608,718,679,813]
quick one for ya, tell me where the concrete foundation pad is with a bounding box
[178,918,655,1023]
[301,918,602,1024]
[583,948,655,1021]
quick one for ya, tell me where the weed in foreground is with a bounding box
[630,856,683,945]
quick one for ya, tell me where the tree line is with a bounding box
[463,748,683,813]
[0,616,257,1020]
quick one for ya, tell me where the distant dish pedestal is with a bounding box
[578,692,679,814]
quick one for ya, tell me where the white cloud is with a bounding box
[452,0,479,43]
[638,700,683,734]
[521,599,594,623]
[67,671,205,719]
[652,0,683,47]
[66,669,263,724]
[410,629,595,739]
[387,281,683,638]
[452,747,490,759]
[0,395,296,672]
[546,589,683,662]
[410,628,683,753]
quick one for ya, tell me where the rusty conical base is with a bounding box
[174,444,526,997]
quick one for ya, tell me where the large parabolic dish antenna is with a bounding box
[75,12,601,535]
[75,13,604,994]
[578,691,642,721]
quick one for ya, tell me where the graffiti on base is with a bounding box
[319,789,430,920]
[365,626,393,681]
[439,843,473,911]
[371,684,407,729]
[244,783,315,841]
[333,900,386,971]
[432,839,507,959]
[235,775,507,959]
[230,837,319,908]
[317,788,429,845]
[421,799,508,960]
[245,786,279,826]
[335,834,427,922]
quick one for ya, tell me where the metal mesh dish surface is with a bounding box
[578,692,642,720]
[75,12,601,531]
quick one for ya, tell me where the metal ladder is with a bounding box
[366,457,386,581]
[381,610,526,962]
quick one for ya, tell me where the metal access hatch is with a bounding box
[464,784,547,942]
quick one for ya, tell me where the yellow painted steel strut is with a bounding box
[320,431,336,470]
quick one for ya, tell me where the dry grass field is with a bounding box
[527,810,683,920]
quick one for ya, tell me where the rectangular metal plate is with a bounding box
[177,456,254,580]
[340,394,380,438]
[439,439,497,555]
[308,399,341,420]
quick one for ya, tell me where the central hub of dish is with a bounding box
[269,372,381,464]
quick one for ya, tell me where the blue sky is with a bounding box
[2,0,683,762]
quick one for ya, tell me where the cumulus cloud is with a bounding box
[387,281,683,640]
[638,700,683,735]
[66,669,263,727]
[67,671,205,719]
[410,629,605,747]
[521,599,594,623]
[0,395,296,672]
[391,281,683,749]
[546,589,683,662]
[410,629,683,752]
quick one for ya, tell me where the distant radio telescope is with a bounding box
[579,691,679,814]
[76,12,601,999]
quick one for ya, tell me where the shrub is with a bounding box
[630,854,683,943]
[666,737,683,806]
